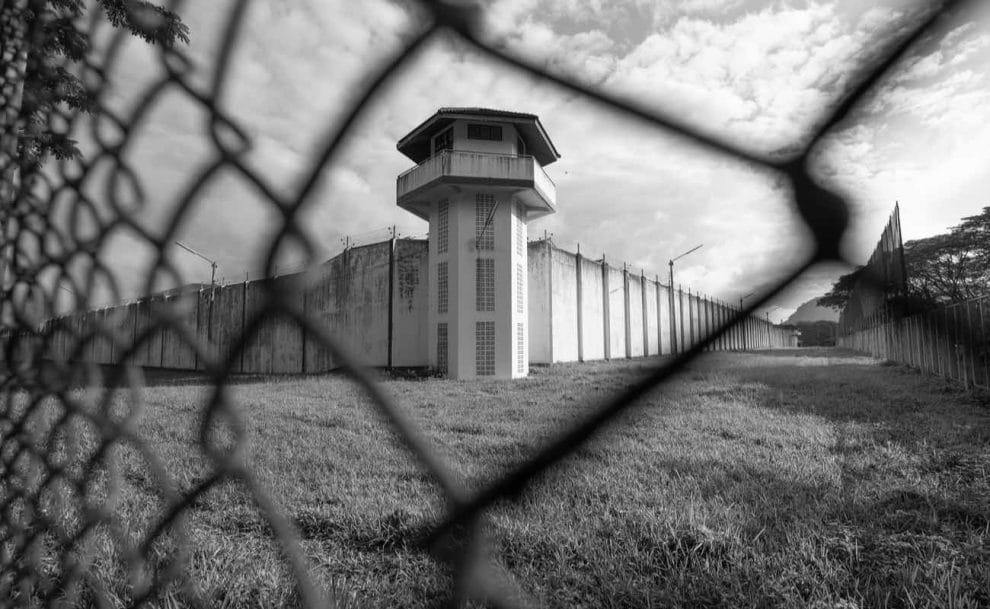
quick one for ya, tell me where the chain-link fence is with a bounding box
[0,0,976,606]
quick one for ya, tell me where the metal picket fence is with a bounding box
[0,0,975,606]
[839,295,990,391]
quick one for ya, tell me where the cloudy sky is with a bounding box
[77,0,990,322]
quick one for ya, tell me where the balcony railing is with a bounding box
[397,150,556,208]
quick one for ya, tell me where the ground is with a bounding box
[7,349,990,607]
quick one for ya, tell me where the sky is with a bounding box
[69,0,990,322]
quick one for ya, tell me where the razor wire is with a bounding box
[0,0,976,607]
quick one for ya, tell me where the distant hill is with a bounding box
[784,297,839,324]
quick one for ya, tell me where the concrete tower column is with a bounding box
[396,108,559,379]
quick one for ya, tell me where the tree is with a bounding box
[4,0,188,169]
[951,206,990,284]
[822,207,990,314]
[1,1,187,293]
[819,266,864,310]
[903,231,986,304]
[792,320,837,347]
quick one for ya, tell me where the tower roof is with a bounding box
[396,107,561,166]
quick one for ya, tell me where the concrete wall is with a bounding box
[550,245,579,363]
[607,265,626,360]
[526,240,793,364]
[578,255,605,361]
[42,237,793,374]
[303,253,339,373]
[43,239,428,374]
[627,273,644,358]
[644,276,659,356]
[528,242,552,363]
[161,291,197,370]
[391,239,429,367]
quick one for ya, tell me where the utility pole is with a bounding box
[668,244,703,354]
[175,240,219,342]
[175,240,218,292]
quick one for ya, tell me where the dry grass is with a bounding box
[4,348,989,607]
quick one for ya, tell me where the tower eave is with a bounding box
[396,108,561,166]
[397,177,555,219]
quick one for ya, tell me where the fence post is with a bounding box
[547,239,554,363]
[602,255,610,360]
[965,301,976,388]
[954,305,966,388]
[655,276,662,355]
[725,303,739,351]
[701,296,712,351]
[927,312,935,376]
[979,298,989,389]
[576,248,584,362]
[387,234,395,369]
[727,300,735,351]
[301,272,308,374]
[668,280,677,355]
[716,299,722,350]
[732,301,739,350]
[641,270,648,356]
[678,285,686,353]
[938,306,946,378]
[904,317,917,368]
[686,288,694,349]
[623,264,631,359]
[240,277,248,374]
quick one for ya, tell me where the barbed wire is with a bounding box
[0,0,974,607]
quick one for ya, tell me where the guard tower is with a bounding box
[396,108,559,379]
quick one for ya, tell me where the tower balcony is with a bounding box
[397,150,557,220]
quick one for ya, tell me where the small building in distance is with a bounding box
[396,108,560,379]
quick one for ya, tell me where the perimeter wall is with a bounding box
[40,239,430,374]
[31,237,794,373]
[527,240,794,363]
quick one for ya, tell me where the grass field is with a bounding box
[8,349,990,607]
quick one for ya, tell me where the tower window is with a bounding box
[437,323,448,375]
[476,321,495,376]
[517,322,525,373]
[438,261,448,314]
[516,263,524,314]
[475,194,495,250]
[476,258,495,312]
[515,204,524,257]
[438,199,449,254]
[432,127,452,155]
[467,123,502,141]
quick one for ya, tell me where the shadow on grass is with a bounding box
[497,457,833,606]
[34,359,363,389]
[504,447,987,607]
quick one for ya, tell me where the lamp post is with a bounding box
[668,244,703,354]
[175,241,217,291]
[175,240,219,341]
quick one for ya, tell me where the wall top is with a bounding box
[396,107,560,166]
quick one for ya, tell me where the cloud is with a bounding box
[54,0,990,314]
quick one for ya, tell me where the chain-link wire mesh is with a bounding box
[0,0,976,606]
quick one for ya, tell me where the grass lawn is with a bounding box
[6,349,990,607]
